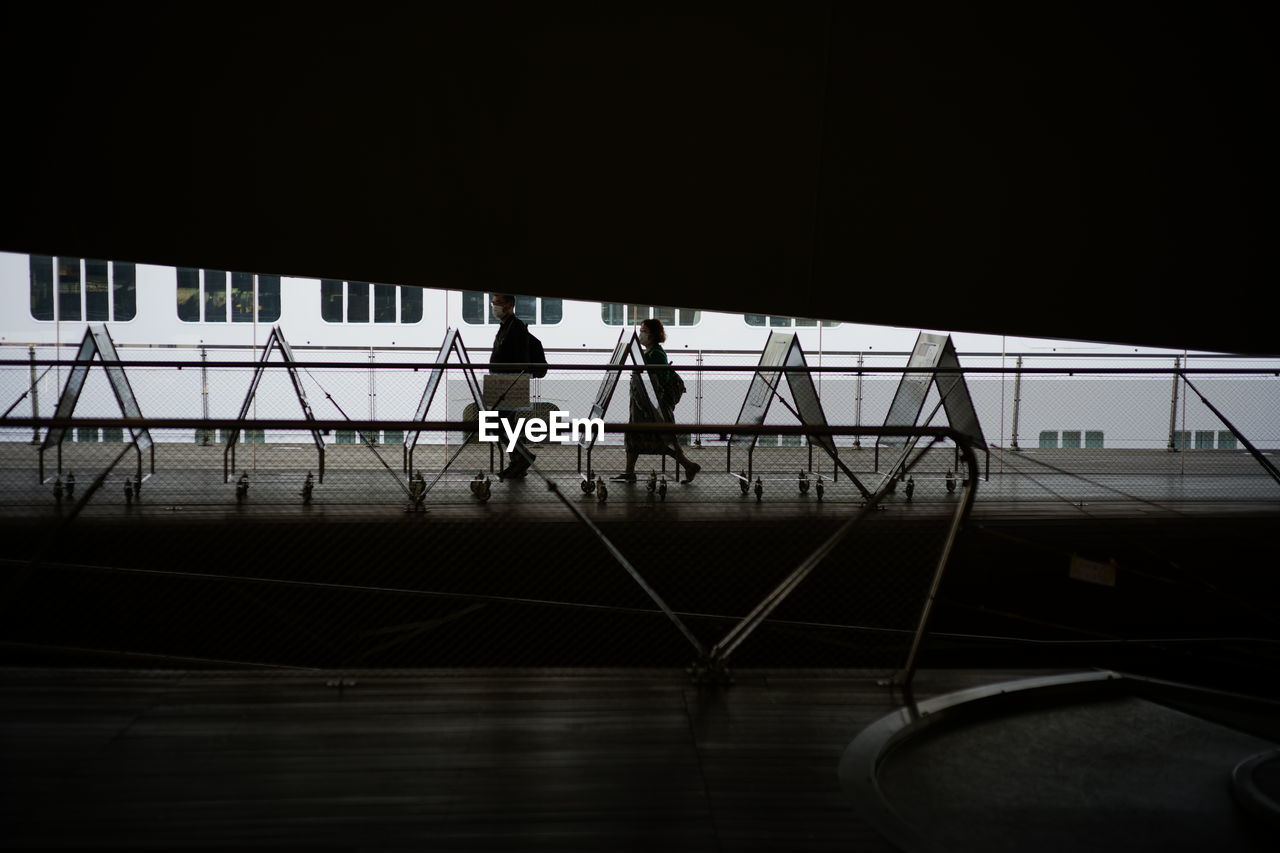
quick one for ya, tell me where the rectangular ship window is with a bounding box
[204,270,227,322]
[30,255,55,320]
[58,257,82,321]
[231,272,255,322]
[177,268,201,321]
[258,275,281,322]
[374,284,397,323]
[400,287,423,324]
[321,280,344,322]
[347,282,369,323]
[113,262,136,320]
[85,259,110,321]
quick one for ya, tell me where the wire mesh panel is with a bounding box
[2,349,1279,675]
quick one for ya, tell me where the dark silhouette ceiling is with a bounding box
[4,3,1273,353]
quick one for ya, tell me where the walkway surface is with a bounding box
[4,444,1279,522]
[0,666,1063,850]
[4,666,1276,850]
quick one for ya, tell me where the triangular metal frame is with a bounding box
[223,325,326,483]
[38,324,154,484]
[576,328,666,476]
[874,332,989,482]
[700,433,979,682]
[728,331,870,498]
[403,327,486,474]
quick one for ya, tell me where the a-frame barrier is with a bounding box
[224,326,326,483]
[729,331,871,498]
[576,329,668,477]
[402,327,486,476]
[38,324,155,483]
[875,332,989,483]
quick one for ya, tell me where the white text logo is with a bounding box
[477,411,605,451]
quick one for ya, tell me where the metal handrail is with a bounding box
[0,416,963,438]
[3,341,1271,359]
[2,357,1278,373]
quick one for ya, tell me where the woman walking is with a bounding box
[612,318,701,484]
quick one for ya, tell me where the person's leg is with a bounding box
[658,410,699,482]
[497,411,535,477]
[497,411,515,476]
[670,444,700,483]
[506,440,533,476]
[612,451,639,481]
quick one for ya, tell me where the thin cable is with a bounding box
[2,438,139,610]
[0,640,316,670]
[299,364,412,500]
[8,559,1274,655]
[989,443,1185,514]
[2,364,56,419]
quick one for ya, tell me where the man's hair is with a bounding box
[492,293,516,307]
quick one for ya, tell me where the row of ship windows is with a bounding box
[1038,430,1239,449]
[1038,431,1105,448]
[28,259,840,329]
[197,430,401,445]
[29,256,137,322]
[177,269,282,323]
[1171,430,1238,450]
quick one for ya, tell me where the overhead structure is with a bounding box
[875,332,989,480]
[224,326,326,483]
[3,7,1272,356]
[38,324,154,483]
[730,331,871,498]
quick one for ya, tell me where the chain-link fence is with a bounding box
[1,347,1277,674]
[2,348,1278,506]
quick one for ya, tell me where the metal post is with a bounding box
[368,347,377,446]
[1009,355,1023,451]
[1167,356,1181,450]
[1180,354,1188,475]
[694,349,703,446]
[898,439,979,689]
[853,353,863,448]
[28,346,40,445]
[200,346,211,444]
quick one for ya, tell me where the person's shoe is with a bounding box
[609,473,637,483]
[681,462,701,485]
[505,456,532,478]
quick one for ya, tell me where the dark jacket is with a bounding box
[490,314,531,373]
[644,344,676,406]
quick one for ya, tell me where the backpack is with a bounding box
[664,364,687,408]
[528,332,549,378]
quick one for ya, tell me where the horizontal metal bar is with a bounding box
[0,342,1270,360]
[1,359,1277,374]
[0,416,962,438]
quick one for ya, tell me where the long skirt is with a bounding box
[624,380,678,458]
